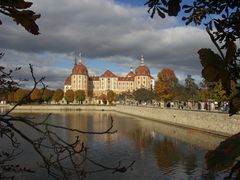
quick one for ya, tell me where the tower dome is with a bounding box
[72,53,88,75]
[135,55,150,76]
[72,63,88,75]
[64,75,71,85]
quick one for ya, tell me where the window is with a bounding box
[108,78,110,89]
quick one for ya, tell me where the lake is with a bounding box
[2,111,228,179]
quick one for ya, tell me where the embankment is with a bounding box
[4,104,240,136]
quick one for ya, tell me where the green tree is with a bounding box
[41,88,53,103]
[212,81,228,104]
[133,88,154,104]
[30,89,42,102]
[52,89,64,103]
[197,88,209,102]
[64,89,74,104]
[107,90,115,105]
[185,75,198,101]
[174,83,188,101]
[145,0,240,176]
[74,90,86,104]
[0,4,134,179]
[145,0,240,114]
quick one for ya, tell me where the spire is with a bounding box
[78,52,82,64]
[74,55,77,66]
[140,55,144,66]
[130,65,133,72]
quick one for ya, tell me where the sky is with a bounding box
[0,0,215,89]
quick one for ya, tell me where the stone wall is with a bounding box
[6,104,240,136]
[115,105,240,136]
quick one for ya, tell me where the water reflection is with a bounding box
[9,110,227,179]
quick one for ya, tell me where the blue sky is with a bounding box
[116,0,145,6]
[0,0,211,89]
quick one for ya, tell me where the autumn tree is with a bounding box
[41,88,53,103]
[30,88,42,102]
[0,88,7,101]
[74,90,86,104]
[14,88,29,103]
[107,90,116,105]
[145,0,240,113]
[64,89,74,104]
[0,0,40,35]
[0,3,135,179]
[145,0,240,177]
[155,68,177,101]
[7,91,15,103]
[52,89,64,103]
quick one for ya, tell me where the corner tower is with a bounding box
[70,53,89,95]
[134,55,152,89]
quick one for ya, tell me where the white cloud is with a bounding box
[0,0,214,88]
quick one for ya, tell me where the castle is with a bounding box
[64,55,155,98]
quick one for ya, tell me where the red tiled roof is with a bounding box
[118,77,134,81]
[72,63,88,75]
[89,76,99,81]
[64,75,71,85]
[135,65,150,76]
[126,71,135,78]
[100,70,118,77]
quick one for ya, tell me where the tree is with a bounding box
[52,89,63,103]
[64,89,74,104]
[212,81,228,104]
[145,0,240,114]
[185,75,198,101]
[145,1,240,177]
[197,88,209,102]
[41,88,53,103]
[0,0,40,35]
[174,83,189,101]
[155,68,177,101]
[30,88,42,102]
[99,94,107,105]
[7,90,15,103]
[116,91,134,103]
[133,88,154,104]
[0,64,134,179]
[0,5,134,179]
[14,88,29,103]
[74,90,86,104]
[107,90,116,105]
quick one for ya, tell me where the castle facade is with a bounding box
[64,55,155,98]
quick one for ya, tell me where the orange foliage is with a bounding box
[155,68,177,101]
